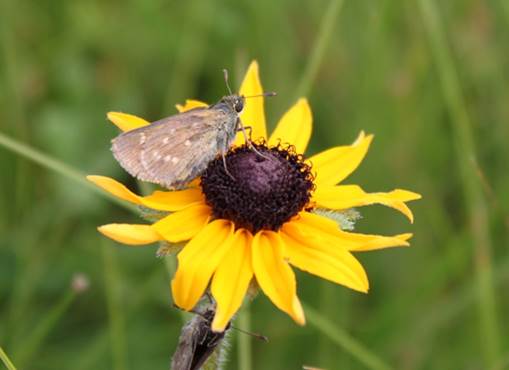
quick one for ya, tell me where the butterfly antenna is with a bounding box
[230,325,269,342]
[244,92,277,98]
[223,69,233,96]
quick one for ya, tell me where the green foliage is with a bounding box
[1,0,509,369]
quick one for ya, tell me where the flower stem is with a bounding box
[295,0,345,98]
[303,303,392,370]
[0,132,136,212]
[237,306,252,370]
[0,346,17,370]
[417,0,501,367]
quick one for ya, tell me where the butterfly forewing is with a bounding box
[112,108,228,189]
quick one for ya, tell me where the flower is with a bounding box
[88,61,421,332]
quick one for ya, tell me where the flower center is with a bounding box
[200,142,314,233]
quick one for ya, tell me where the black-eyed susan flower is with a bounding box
[88,61,421,332]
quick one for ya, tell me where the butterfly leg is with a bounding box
[221,150,236,181]
[205,291,214,304]
[243,125,253,140]
[237,120,252,144]
[237,121,271,160]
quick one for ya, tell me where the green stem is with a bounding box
[295,0,344,98]
[0,346,17,370]
[0,132,136,212]
[417,0,500,367]
[304,303,392,370]
[237,306,252,370]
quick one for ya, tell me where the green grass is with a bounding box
[1,0,508,369]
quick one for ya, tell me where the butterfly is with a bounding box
[111,70,274,189]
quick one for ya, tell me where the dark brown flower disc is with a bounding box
[201,142,314,233]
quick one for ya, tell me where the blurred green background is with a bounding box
[1,0,508,369]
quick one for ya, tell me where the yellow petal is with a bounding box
[171,220,235,310]
[330,230,413,252]
[187,177,201,188]
[313,185,422,223]
[268,98,312,154]
[98,224,161,245]
[251,231,305,325]
[142,188,205,212]
[152,204,211,243]
[310,132,373,186]
[235,61,267,145]
[175,99,208,113]
[107,112,150,132]
[87,175,203,212]
[292,211,346,236]
[292,212,412,252]
[211,229,253,332]
[281,225,368,292]
[87,175,142,205]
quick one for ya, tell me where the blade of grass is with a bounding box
[318,283,351,368]
[303,303,392,370]
[13,289,76,367]
[500,0,509,27]
[6,207,71,349]
[392,246,509,349]
[102,240,129,370]
[74,268,167,370]
[0,346,17,370]
[0,0,30,217]
[417,0,500,366]
[0,132,136,212]
[162,0,215,111]
[295,0,345,98]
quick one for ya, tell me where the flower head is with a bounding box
[88,61,421,332]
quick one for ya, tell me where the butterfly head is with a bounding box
[222,95,245,114]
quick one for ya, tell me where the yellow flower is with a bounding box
[88,61,421,332]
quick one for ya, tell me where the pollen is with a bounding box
[201,142,314,233]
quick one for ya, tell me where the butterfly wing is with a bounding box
[111,108,229,189]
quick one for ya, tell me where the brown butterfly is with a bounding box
[171,308,230,370]
[171,305,268,370]
[111,70,274,189]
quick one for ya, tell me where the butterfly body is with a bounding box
[111,95,245,189]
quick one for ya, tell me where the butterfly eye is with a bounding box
[234,99,244,113]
